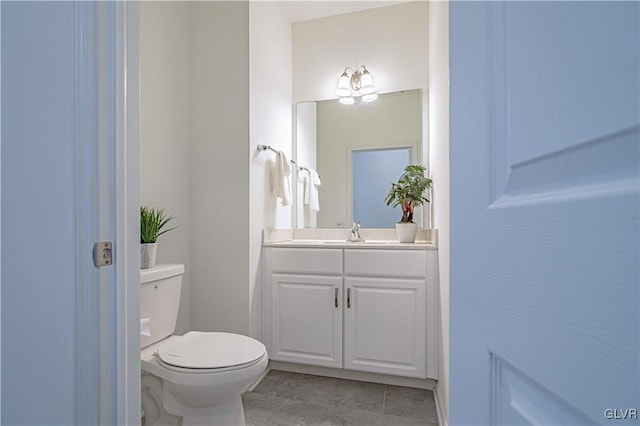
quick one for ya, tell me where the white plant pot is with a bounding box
[140,243,158,269]
[395,222,418,243]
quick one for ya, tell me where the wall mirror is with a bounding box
[295,89,423,229]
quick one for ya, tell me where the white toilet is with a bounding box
[140,264,268,426]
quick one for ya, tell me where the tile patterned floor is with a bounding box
[242,370,439,426]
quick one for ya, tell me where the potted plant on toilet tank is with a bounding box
[140,206,176,269]
[385,165,432,243]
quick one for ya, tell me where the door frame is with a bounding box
[116,2,141,424]
[74,2,140,424]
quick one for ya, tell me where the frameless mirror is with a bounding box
[295,89,423,229]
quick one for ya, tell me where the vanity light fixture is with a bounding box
[335,65,378,104]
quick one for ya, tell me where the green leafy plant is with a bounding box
[140,206,177,243]
[384,165,432,223]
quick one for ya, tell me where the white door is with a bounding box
[271,274,343,368]
[1,2,139,424]
[450,2,639,425]
[344,276,427,378]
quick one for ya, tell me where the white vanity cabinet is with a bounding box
[264,245,438,380]
[344,249,428,378]
[266,248,343,368]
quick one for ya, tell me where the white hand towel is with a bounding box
[304,168,321,211]
[297,168,307,183]
[272,150,293,206]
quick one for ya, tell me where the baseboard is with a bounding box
[269,360,436,390]
[434,384,449,426]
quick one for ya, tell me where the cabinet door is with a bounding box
[271,274,343,368]
[344,276,426,378]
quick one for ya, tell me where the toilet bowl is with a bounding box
[140,264,268,426]
[141,332,267,426]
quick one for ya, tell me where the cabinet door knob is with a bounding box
[347,288,351,308]
[335,288,339,308]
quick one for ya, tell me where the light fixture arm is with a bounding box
[335,65,377,104]
[341,65,367,91]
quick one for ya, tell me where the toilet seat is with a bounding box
[156,331,266,370]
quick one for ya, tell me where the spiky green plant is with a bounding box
[384,165,432,223]
[140,206,177,243]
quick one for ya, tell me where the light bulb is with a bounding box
[339,96,355,105]
[336,71,351,97]
[359,69,375,95]
[362,93,378,103]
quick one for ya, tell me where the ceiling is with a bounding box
[276,1,413,23]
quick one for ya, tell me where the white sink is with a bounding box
[279,239,403,246]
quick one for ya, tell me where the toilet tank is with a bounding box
[140,263,184,349]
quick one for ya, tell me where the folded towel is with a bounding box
[304,168,321,211]
[272,150,293,206]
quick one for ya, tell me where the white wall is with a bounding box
[293,2,429,103]
[249,2,293,338]
[140,1,289,340]
[141,2,253,337]
[428,0,450,422]
[2,2,76,423]
[190,1,251,334]
[140,2,192,334]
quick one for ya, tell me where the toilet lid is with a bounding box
[157,331,266,369]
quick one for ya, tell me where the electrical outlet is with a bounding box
[336,222,346,228]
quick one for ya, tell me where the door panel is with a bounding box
[492,2,639,202]
[506,4,639,165]
[451,2,639,425]
[271,274,342,368]
[493,356,595,425]
[344,277,426,378]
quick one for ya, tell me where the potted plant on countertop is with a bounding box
[140,206,177,269]
[385,165,432,243]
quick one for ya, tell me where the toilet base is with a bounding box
[143,393,246,426]
[141,373,182,426]
[180,397,246,426]
[142,370,251,426]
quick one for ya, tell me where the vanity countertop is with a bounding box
[262,228,438,250]
[263,239,436,250]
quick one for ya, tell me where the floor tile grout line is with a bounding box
[271,373,290,397]
[272,371,300,398]
[382,384,387,415]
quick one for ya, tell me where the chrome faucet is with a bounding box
[347,221,365,242]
